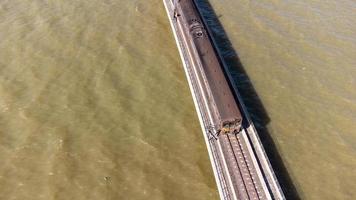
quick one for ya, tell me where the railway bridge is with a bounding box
[163,0,286,199]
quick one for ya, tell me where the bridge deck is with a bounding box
[163,0,285,199]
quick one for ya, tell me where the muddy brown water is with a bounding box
[0,0,355,199]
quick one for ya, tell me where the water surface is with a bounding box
[206,0,356,199]
[0,1,218,199]
[0,0,355,200]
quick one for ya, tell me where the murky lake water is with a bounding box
[0,0,355,199]
[206,0,356,199]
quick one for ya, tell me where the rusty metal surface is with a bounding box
[163,0,285,199]
[176,0,242,135]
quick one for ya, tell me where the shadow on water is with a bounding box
[194,0,300,199]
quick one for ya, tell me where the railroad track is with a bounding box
[217,132,266,200]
